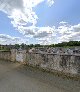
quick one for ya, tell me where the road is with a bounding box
[0,60,80,92]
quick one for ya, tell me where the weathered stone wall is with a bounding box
[16,50,26,62]
[11,49,27,62]
[11,49,16,62]
[0,49,80,75]
[0,51,11,61]
[26,53,80,74]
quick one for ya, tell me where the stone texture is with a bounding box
[0,49,80,75]
[0,51,11,61]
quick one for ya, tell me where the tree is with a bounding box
[21,43,26,49]
[14,44,20,49]
[34,44,40,47]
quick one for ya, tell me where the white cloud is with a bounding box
[47,0,54,7]
[0,0,23,14]
[0,0,43,32]
[38,38,52,45]
[56,23,80,43]
[0,0,55,44]
[33,26,56,45]
[0,0,80,45]
[59,21,68,25]
[0,22,80,45]
[0,34,28,45]
[34,26,55,38]
[0,0,54,28]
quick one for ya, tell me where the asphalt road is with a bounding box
[0,60,80,92]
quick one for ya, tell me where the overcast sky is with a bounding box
[0,0,80,45]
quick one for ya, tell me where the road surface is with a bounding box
[0,60,80,92]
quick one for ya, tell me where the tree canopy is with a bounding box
[0,41,80,50]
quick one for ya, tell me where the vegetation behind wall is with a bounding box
[0,41,80,50]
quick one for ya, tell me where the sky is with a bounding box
[0,0,80,45]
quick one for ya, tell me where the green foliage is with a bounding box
[14,44,20,49]
[34,44,41,47]
[0,41,80,50]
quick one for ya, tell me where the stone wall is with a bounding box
[10,49,26,62]
[0,51,11,61]
[11,49,16,62]
[0,49,80,75]
[26,53,80,74]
